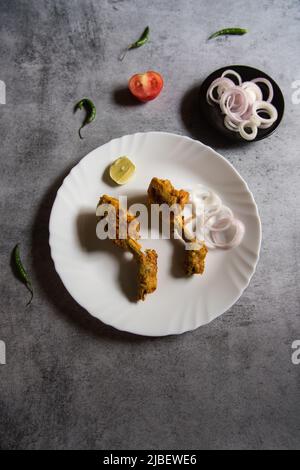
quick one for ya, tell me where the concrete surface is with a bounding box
[0,0,299,450]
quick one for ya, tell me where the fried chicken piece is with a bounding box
[136,249,158,301]
[184,244,208,275]
[148,178,207,275]
[97,195,157,301]
[148,177,189,208]
[174,216,208,275]
[98,194,141,251]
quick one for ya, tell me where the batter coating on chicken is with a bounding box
[148,178,207,275]
[184,244,208,275]
[97,195,157,301]
[136,249,158,301]
[148,177,189,209]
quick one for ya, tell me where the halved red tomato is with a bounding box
[128,71,164,102]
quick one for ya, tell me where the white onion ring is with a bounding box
[252,100,278,124]
[209,217,233,232]
[205,206,234,231]
[192,185,222,212]
[221,69,242,85]
[191,185,245,250]
[206,69,278,141]
[241,82,263,104]
[206,77,235,104]
[229,92,247,113]
[251,78,274,102]
[259,121,275,129]
[238,120,258,141]
[224,115,240,132]
[220,89,249,122]
[241,105,254,121]
[249,115,261,127]
[210,219,245,249]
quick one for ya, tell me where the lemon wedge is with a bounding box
[109,156,136,185]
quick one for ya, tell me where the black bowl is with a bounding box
[199,65,285,142]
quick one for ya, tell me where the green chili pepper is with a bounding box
[208,28,248,40]
[119,26,150,61]
[74,98,96,139]
[12,244,33,306]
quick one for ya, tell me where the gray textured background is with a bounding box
[0,0,299,450]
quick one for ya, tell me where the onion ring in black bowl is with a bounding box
[199,65,285,142]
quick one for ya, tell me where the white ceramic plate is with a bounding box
[49,132,261,336]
